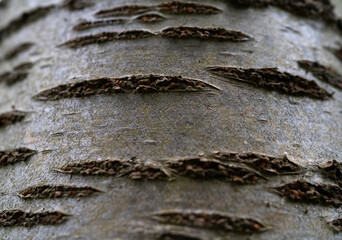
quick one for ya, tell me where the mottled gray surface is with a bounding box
[0,0,342,239]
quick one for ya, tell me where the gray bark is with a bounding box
[0,0,342,239]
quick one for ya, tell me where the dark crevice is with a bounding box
[298,60,342,90]
[329,218,342,233]
[273,180,342,207]
[61,27,251,48]
[56,159,171,180]
[0,210,69,227]
[160,26,251,41]
[34,75,217,101]
[60,30,155,48]
[94,1,221,18]
[0,148,37,167]
[318,160,342,187]
[211,152,302,175]
[150,210,268,233]
[157,1,222,14]
[207,66,332,100]
[95,5,151,18]
[135,13,166,23]
[18,185,102,199]
[73,19,125,31]
[157,232,202,240]
[0,110,26,128]
[166,157,267,184]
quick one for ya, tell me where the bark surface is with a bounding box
[0,0,342,239]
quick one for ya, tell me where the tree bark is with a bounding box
[0,0,342,239]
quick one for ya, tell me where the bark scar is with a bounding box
[94,1,221,18]
[18,185,103,199]
[150,210,269,233]
[272,180,342,207]
[0,148,37,167]
[34,75,218,101]
[211,151,302,175]
[166,157,267,184]
[56,159,171,180]
[60,27,251,48]
[0,110,27,128]
[207,66,332,100]
[0,210,69,227]
[298,60,342,90]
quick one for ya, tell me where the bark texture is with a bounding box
[0,0,342,239]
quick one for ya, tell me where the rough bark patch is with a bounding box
[273,180,342,207]
[18,185,102,199]
[95,5,151,17]
[94,1,221,18]
[56,159,171,180]
[34,75,216,101]
[135,13,166,23]
[160,26,251,41]
[0,62,33,86]
[329,218,342,233]
[63,0,94,11]
[0,110,26,128]
[73,19,125,31]
[298,60,342,90]
[166,157,266,184]
[3,42,34,60]
[211,152,302,175]
[318,160,342,187]
[57,159,130,176]
[62,27,250,48]
[60,30,155,48]
[207,66,332,100]
[157,1,222,14]
[0,148,37,167]
[150,210,268,233]
[0,5,56,43]
[228,0,336,21]
[0,210,69,227]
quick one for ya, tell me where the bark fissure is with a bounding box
[18,185,102,199]
[34,75,217,101]
[207,66,332,100]
[150,210,268,233]
[0,210,69,227]
[61,27,251,48]
[94,1,221,18]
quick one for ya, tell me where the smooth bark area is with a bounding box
[0,0,342,239]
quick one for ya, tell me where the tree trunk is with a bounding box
[1,0,342,239]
